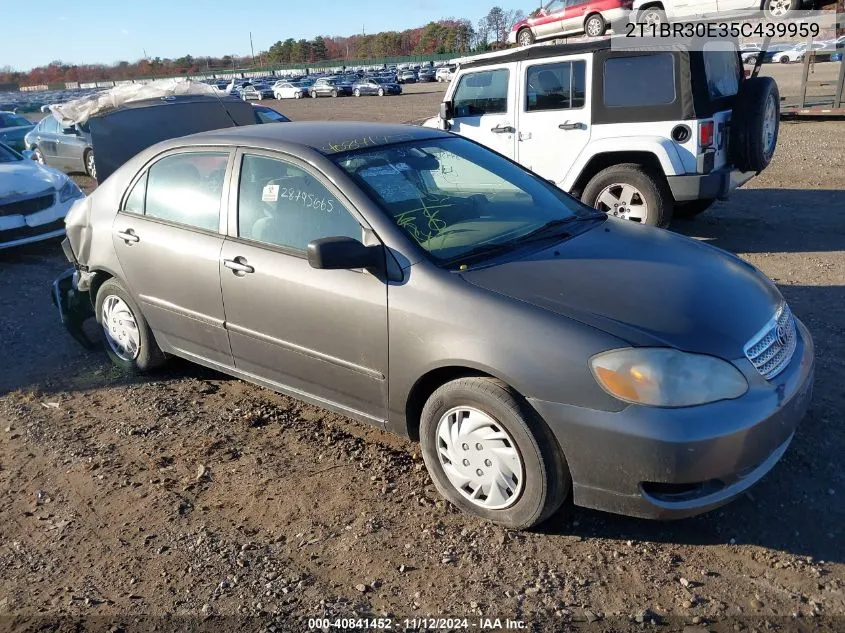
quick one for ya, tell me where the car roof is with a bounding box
[177,121,452,155]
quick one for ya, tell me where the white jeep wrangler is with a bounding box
[425,39,780,226]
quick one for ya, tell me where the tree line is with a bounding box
[0,7,526,87]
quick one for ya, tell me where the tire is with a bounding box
[638,7,666,26]
[584,13,606,38]
[779,55,791,64]
[354,88,361,97]
[311,90,318,98]
[95,279,166,373]
[331,89,338,98]
[674,198,716,220]
[763,0,799,19]
[294,91,301,99]
[730,76,780,172]
[517,28,535,47]
[581,163,673,227]
[419,377,570,530]
[378,88,385,96]
[32,146,45,164]
[84,149,96,179]
[745,55,759,65]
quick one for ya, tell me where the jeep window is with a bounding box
[703,44,741,99]
[453,69,509,117]
[525,61,586,111]
[334,136,600,267]
[603,54,676,107]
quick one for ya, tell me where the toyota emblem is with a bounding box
[776,324,788,347]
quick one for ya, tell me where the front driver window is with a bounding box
[453,69,509,117]
[237,154,362,252]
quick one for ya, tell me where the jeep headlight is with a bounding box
[59,178,83,202]
[590,348,748,408]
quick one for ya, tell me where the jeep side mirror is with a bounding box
[307,236,383,271]
[440,101,453,121]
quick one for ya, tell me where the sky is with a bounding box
[2,0,527,71]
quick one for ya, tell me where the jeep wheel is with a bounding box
[420,377,570,530]
[517,28,535,47]
[764,0,799,19]
[639,7,666,27]
[674,199,716,220]
[584,14,606,37]
[582,164,673,227]
[730,76,780,172]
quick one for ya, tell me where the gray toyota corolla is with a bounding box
[54,122,814,529]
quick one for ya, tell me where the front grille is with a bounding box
[744,304,797,380]
[0,192,55,218]
[0,218,65,243]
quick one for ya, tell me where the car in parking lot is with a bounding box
[273,81,308,100]
[239,83,275,101]
[0,111,36,152]
[429,38,778,227]
[418,67,436,82]
[352,78,402,97]
[53,121,813,529]
[310,77,354,98]
[632,0,806,25]
[509,0,630,47]
[436,65,457,82]
[0,141,84,250]
[24,117,96,178]
[397,69,418,84]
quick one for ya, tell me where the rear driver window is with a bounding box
[453,69,509,117]
[604,54,676,107]
[144,152,229,231]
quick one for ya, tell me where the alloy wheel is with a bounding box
[518,29,534,47]
[595,183,649,222]
[767,0,792,17]
[86,152,96,179]
[101,295,140,361]
[435,406,524,510]
[585,17,603,37]
[762,94,778,159]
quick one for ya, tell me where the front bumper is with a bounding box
[667,166,756,202]
[529,318,815,520]
[0,196,76,250]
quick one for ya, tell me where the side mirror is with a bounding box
[439,100,454,121]
[307,236,382,271]
[21,149,37,161]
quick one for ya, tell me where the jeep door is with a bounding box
[448,65,517,160]
[111,149,234,367]
[218,150,388,423]
[516,55,592,186]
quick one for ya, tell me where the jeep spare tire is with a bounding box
[730,76,780,173]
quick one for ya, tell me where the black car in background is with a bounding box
[24,116,96,178]
[397,69,418,84]
[310,77,354,98]
[352,78,402,97]
[417,67,436,82]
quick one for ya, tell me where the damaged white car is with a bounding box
[0,141,84,250]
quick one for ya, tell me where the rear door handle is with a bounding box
[223,257,255,275]
[559,121,586,131]
[116,229,139,244]
[491,124,515,134]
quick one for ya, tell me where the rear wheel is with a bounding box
[420,377,570,530]
[378,88,385,96]
[584,13,606,37]
[779,55,791,64]
[95,279,166,373]
[331,89,338,98]
[354,88,361,97]
[84,149,96,179]
[517,28,535,47]
[311,90,318,98]
[639,7,666,26]
[764,0,799,19]
[674,199,716,220]
[294,91,301,99]
[582,163,673,227]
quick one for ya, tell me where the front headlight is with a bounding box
[590,348,748,408]
[59,178,83,202]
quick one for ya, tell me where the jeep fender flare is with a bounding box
[560,137,686,192]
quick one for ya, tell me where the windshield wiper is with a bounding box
[442,240,524,269]
[515,217,583,244]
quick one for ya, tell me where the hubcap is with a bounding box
[101,295,140,361]
[769,0,790,16]
[518,30,532,46]
[435,407,524,510]
[587,19,601,36]
[644,10,662,25]
[595,183,649,222]
[762,95,777,158]
[87,154,96,178]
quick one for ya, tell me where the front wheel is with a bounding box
[95,279,166,373]
[581,163,673,227]
[84,150,96,179]
[517,28,535,47]
[584,14,606,37]
[294,91,301,99]
[420,377,570,530]
[378,88,385,96]
[638,7,666,27]
[310,90,318,98]
[331,89,338,97]
[354,88,361,97]
[764,0,800,19]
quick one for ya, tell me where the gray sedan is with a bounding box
[54,122,814,529]
[24,116,95,178]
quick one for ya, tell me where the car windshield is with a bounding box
[333,136,601,267]
[0,142,22,163]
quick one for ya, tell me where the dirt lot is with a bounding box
[1,77,844,633]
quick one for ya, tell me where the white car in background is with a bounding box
[436,66,457,82]
[273,81,307,99]
[0,141,84,249]
[632,0,804,24]
[772,41,826,63]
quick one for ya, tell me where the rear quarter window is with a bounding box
[603,54,676,107]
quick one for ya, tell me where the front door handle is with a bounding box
[491,124,515,134]
[116,229,140,244]
[559,121,586,131]
[223,257,255,275]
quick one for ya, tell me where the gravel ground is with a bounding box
[1,78,843,633]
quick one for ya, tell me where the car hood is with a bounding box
[0,161,65,198]
[0,125,35,140]
[460,219,783,360]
